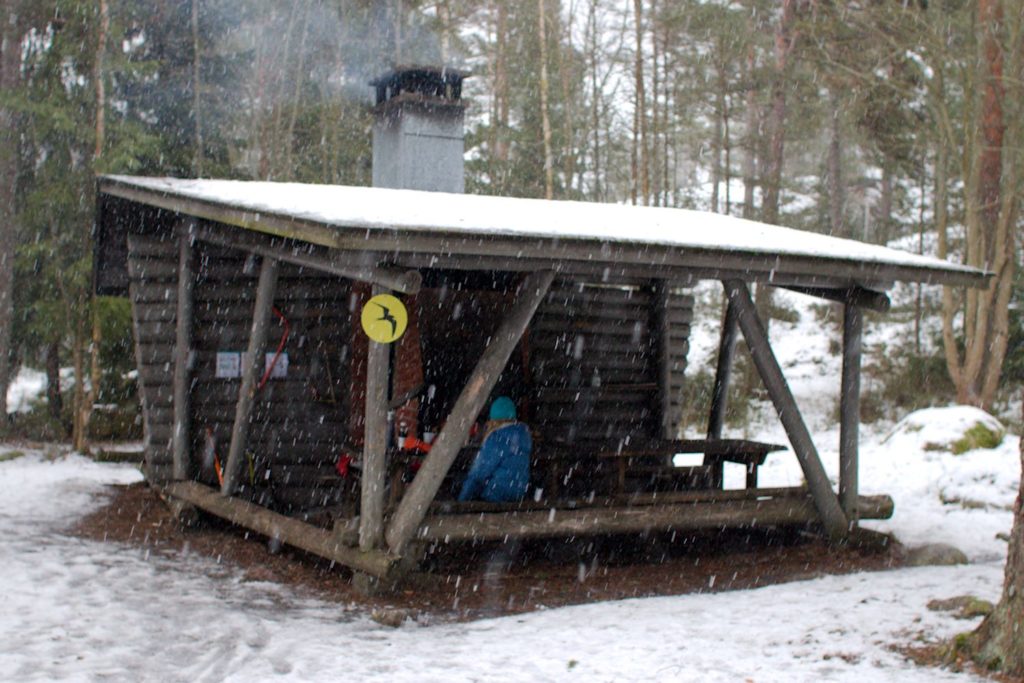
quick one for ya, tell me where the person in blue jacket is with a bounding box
[458,396,531,503]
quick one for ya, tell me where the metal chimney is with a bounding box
[370,66,468,194]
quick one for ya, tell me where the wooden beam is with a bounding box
[416,492,894,543]
[171,224,195,480]
[385,270,556,555]
[723,280,850,541]
[704,294,741,488]
[221,256,279,496]
[165,481,396,578]
[840,304,863,521]
[707,294,740,440]
[653,281,674,438]
[779,285,891,313]
[195,224,421,295]
[360,284,391,551]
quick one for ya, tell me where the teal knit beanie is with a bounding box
[488,396,517,421]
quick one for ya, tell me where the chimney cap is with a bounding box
[370,65,469,107]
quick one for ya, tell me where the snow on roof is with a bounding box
[100,176,985,285]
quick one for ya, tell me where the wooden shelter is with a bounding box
[92,173,987,587]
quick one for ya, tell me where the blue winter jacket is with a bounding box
[457,422,532,502]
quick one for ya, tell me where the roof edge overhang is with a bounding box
[97,176,992,291]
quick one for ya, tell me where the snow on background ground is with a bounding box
[1,282,1019,681]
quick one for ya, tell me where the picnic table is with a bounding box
[535,438,786,496]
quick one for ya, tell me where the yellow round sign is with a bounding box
[361,294,408,343]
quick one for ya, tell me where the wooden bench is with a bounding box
[537,438,786,496]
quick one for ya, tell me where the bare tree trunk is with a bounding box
[650,0,661,207]
[969,400,1024,674]
[556,6,577,197]
[632,0,649,205]
[0,0,20,425]
[711,72,723,214]
[587,0,601,201]
[661,22,671,206]
[493,1,509,187]
[192,0,204,176]
[283,1,312,179]
[761,0,795,228]
[537,0,555,199]
[876,165,893,244]
[742,44,758,221]
[723,91,731,215]
[939,0,1017,410]
[71,305,88,453]
[46,341,62,423]
[826,92,844,236]
[78,0,111,452]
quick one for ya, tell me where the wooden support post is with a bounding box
[172,224,196,481]
[385,270,555,555]
[653,281,674,438]
[840,303,862,522]
[705,294,740,487]
[360,284,391,551]
[222,257,280,496]
[723,280,849,540]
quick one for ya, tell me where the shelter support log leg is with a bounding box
[840,304,862,522]
[705,295,741,488]
[653,281,673,439]
[723,280,849,541]
[167,481,396,579]
[385,270,556,556]
[360,284,391,552]
[172,222,196,481]
[222,257,280,496]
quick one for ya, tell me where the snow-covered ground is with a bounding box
[2,282,1019,681]
[0,403,1018,681]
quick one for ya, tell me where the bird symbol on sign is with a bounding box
[374,302,398,337]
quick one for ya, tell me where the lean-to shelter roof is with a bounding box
[97,175,988,290]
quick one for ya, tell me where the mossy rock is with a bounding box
[950,422,1004,455]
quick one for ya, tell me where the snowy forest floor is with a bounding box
[0,444,1015,682]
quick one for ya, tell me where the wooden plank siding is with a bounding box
[128,232,357,509]
[127,233,179,483]
[528,280,693,447]
[187,241,354,509]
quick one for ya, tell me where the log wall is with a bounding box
[128,226,693,510]
[128,232,356,509]
[529,280,693,445]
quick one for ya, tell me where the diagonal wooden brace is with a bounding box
[172,221,196,481]
[723,280,849,541]
[222,256,280,496]
[385,270,556,555]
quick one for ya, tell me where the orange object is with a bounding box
[400,435,433,454]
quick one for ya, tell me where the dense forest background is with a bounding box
[0,0,1020,449]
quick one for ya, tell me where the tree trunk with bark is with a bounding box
[826,92,844,237]
[0,1,21,426]
[968,401,1024,674]
[631,0,648,205]
[537,0,554,199]
[938,0,1018,410]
